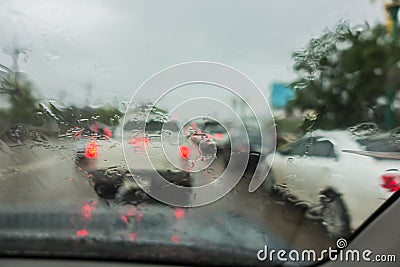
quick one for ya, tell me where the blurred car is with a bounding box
[263,130,398,238]
[180,119,229,163]
[239,125,263,178]
[197,120,231,165]
[73,121,192,201]
[73,124,112,160]
[232,121,276,179]
[192,119,271,177]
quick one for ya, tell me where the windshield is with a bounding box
[0,0,398,266]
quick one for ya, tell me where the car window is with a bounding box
[280,137,336,158]
[203,122,226,133]
[308,140,336,158]
[144,120,163,133]
[1,1,399,266]
[280,138,310,156]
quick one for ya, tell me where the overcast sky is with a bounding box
[0,0,386,112]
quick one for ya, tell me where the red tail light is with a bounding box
[381,172,400,192]
[179,145,190,159]
[214,133,223,140]
[170,235,180,243]
[174,208,185,220]
[76,229,88,237]
[103,127,112,138]
[85,141,98,159]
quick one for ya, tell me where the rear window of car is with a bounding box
[280,137,336,158]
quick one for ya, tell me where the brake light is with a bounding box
[103,127,112,138]
[121,215,129,224]
[76,229,88,237]
[174,208,185,220]
[85,141,98,159]
[80,201,97,221]
[179,145,190,159]
[129,233,137,241]
[170,235,180,243]
[214,133,223,140]
[381,173,400,192]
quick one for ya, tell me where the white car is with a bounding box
[264,130,399,238]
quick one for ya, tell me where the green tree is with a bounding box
[96,106,123,126]
[0,67,39,125]
[289,22,400,129]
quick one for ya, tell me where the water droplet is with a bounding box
[294,82,307,90]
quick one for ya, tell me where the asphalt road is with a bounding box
[0,139,97,207]
[0,138,334,257]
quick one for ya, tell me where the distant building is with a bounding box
[270,82,294,109]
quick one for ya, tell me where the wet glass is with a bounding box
[0,0,398,266]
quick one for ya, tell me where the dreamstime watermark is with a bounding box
[122,61,276,207]
[257,238,397,263]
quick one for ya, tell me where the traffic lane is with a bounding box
[0,138,333,254]
[0,140,97,207]
[110,176,334,254]
[186,152,333,252]
[225,178,335,252]
[74,143,334,252]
